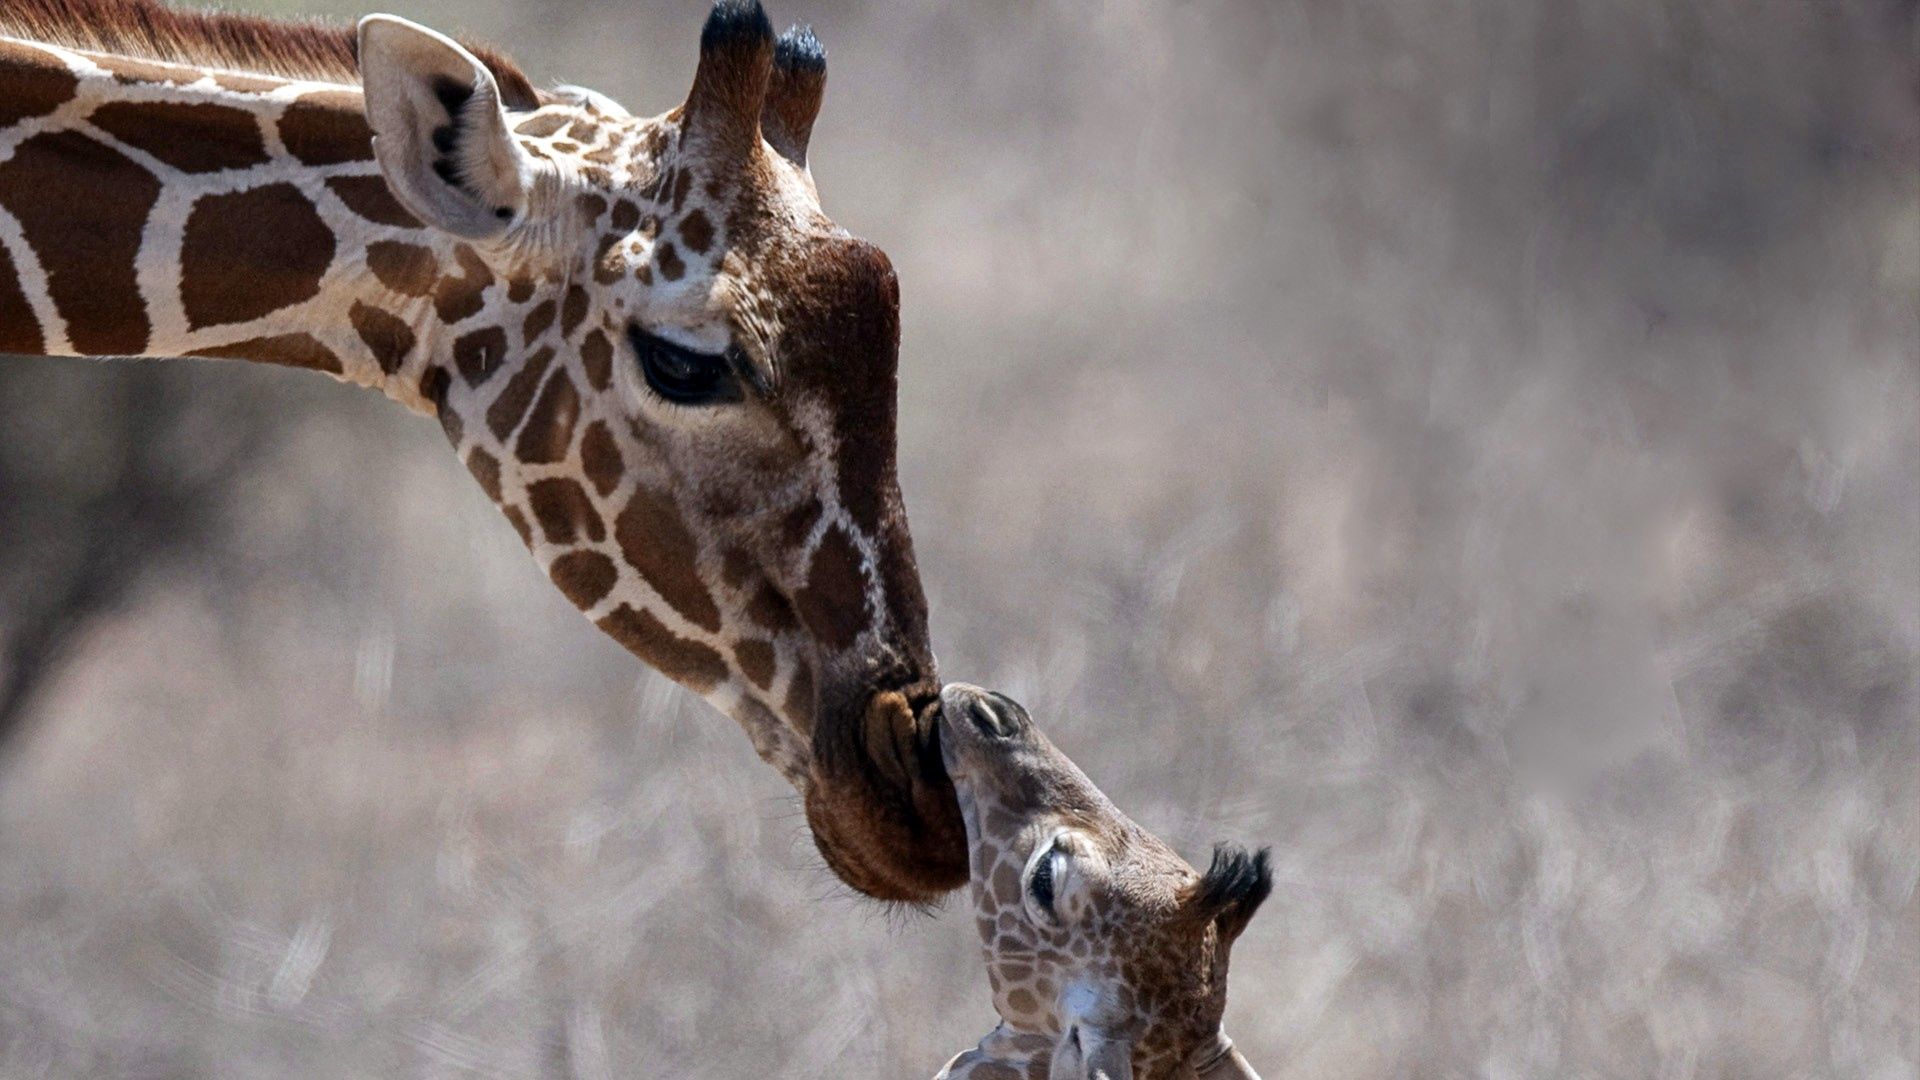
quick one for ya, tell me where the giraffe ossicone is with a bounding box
[0,0,966,901]
[935,685,1271,1080]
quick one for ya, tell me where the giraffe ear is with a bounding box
[357,15,535,240]
[1189,844,1273,943]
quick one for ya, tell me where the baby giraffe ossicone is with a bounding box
[936,685,1271,1080]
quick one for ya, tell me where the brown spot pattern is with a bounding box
[453,325,508,386]
[580,421,623,496]
[614,486,723,633]
[181,183,334,329]
[655,241,684,282]
[278,90,373,166]
[735,639,776,690]
[486,345,554,438]
[466,448,502,501]
[88,100,269,173]
[0,131,159,355]
[190,333,340,373]
[514,113,568,137]
[525,478,604,544]
[678,209,714,255]
[580,328,613,391]
[0,243,43,354]
[794,525,871,652]
[611,200,640,232]
[325,175,420,227]
[432,246,492,323]
[515,370,581,464]
[365,241,437,295]
[349,301,415,374]
[596,605,728,691]
[0,42,80,127]
[550,550,618,609]
[560,284,589,337]
[521,300,556,344]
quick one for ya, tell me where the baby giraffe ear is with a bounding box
[1192,844,1273,943]
[357,15,535,240]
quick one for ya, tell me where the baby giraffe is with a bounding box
[935,684,1271,1080]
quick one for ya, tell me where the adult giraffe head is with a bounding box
[0,0,965,901]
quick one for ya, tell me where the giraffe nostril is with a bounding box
[966,694,1018,739]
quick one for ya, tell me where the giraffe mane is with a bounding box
[0,0,540,106]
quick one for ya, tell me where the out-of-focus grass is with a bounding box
[2,1,1915,1077]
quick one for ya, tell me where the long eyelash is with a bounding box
[1029,848,1056,911]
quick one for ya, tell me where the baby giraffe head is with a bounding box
[936,685,1272,1080]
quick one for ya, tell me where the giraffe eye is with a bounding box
[628,326,743,406]
[1029,850,1057,913]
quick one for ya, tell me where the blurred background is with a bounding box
[2,1,1916,1076]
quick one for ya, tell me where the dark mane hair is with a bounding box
[0,0,539,106]
[1194,844,1273,941]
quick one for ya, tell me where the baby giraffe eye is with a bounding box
[1029,848,1056,912]
[628,326,744,406]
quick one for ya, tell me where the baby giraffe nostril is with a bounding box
[967,695,1018,738]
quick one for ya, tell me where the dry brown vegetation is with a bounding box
[1,1,1915,1076]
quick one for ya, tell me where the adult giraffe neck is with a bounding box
[0,37,488,413]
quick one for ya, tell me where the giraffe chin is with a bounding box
[803,688,970,903]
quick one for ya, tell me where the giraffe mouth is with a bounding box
[802,681,969,903]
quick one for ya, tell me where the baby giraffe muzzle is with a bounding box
[936,685,1271,1080]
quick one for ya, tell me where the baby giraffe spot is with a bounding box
[746,581,799,633]
[580,421,624,496]
[189,333,340,374]
[560,284,590,336]
[781,662,815,732]
[349,301,415,374]
[678,209,714,254]
[614,487,722,633]
[502,504,534,546]
[506,276,536,303]
[515,113,569,138]
[515,370,581,464]
[89,101,269,173]
[579,329,614,391]
[634,263,653,286]
[365,241,438,296]
[466,447,502,502]
[486,345,554,437]
[655,241,684,282]
[611,200,640,231]
[592,233,624,285]
[549,550,618,608]
[1004,989,1039,1018]
[671,169,693,210]
[734,639,776,690]
[992,862,1021,904]
[181,183,333,329]
[793,525,871,652]
[433,246,494,323]
[525,478,605,545]
[522,300,557,344]
[453,326,509,386]
[596,605,729,691]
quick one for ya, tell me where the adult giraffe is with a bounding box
[0,0,967,902]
